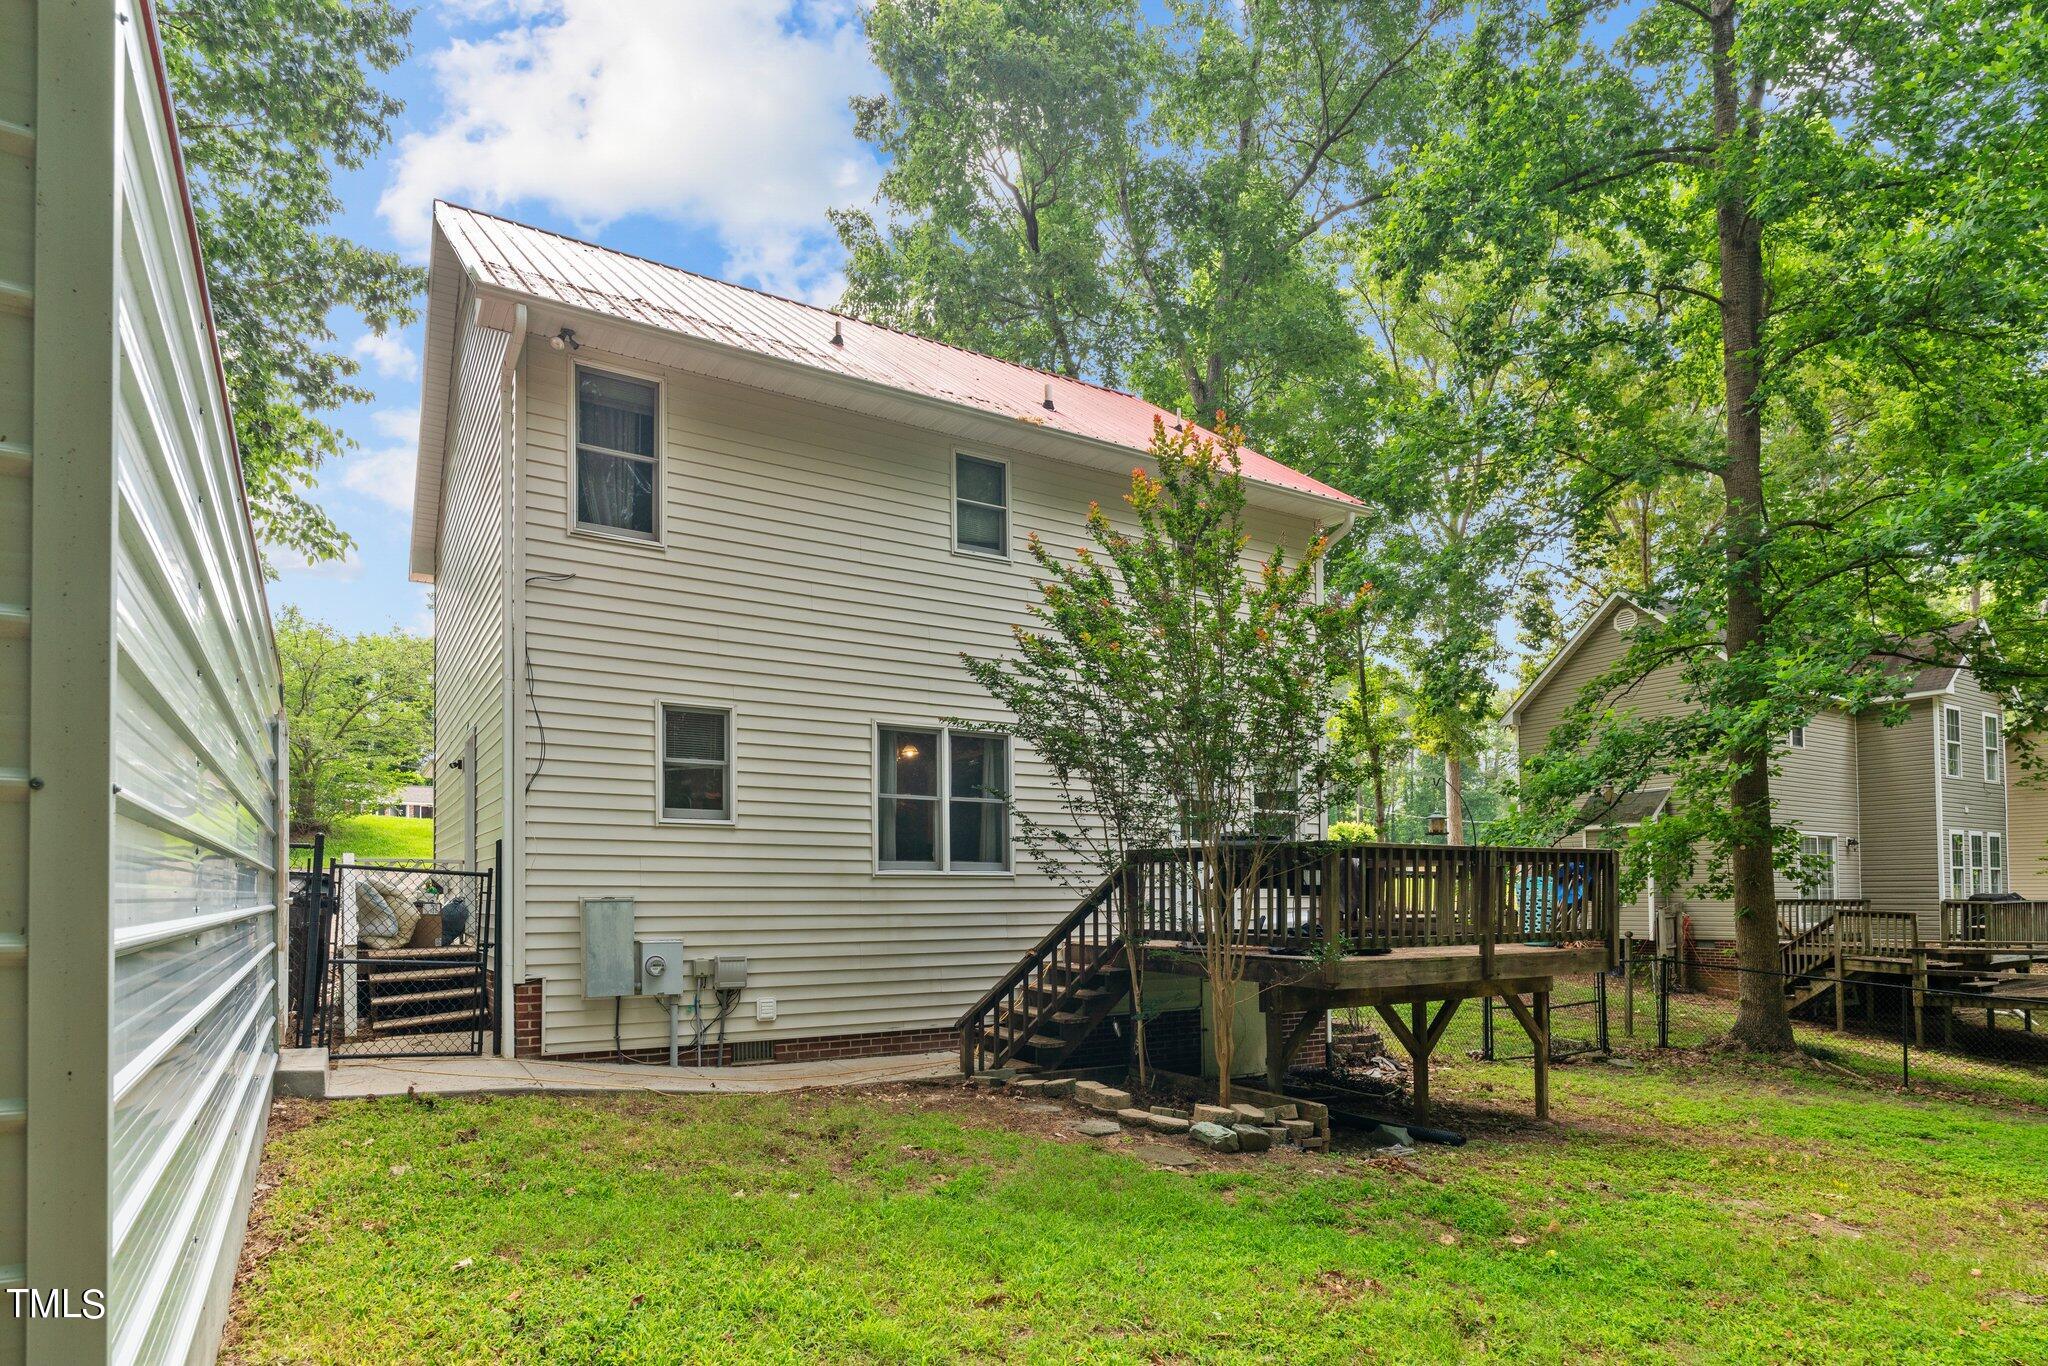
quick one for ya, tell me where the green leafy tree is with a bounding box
[1391,0,2048,1048]
[161,0,425,561]
[840,0,1456,437]
[964,420,1358,1101]
[278,608,434,832]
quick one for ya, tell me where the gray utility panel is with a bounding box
[581,896,637,997]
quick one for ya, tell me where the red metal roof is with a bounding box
[434,203,1360,510]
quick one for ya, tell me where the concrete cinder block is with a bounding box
[275,1048,328,1099]
[1230,1123,1273,1153]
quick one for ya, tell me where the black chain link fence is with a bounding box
[315,857,499,1058]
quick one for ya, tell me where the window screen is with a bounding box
[661,705,730,820]
[577,369,659,537]
[954,454,1007,555]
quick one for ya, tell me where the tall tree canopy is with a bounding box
[1384,0,2048,1047]
[838,0,1457,437]
[161,0,425,561]
[278,609,435,831]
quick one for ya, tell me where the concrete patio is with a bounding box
[277,1047,955,1100]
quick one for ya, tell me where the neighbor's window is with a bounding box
[1949,830,1967,899]
[1985,714,2003,781]
[1988,833,2005,894]
[954,453,1008,556]
[1787,725,1806,750]
[878,728,1010,871]
[576,367,659,538]
[660,704,731,821]
[1796,833,1836,898]
[1252,787,1303,839]
[1943,705,1963,778]
[1969,831,1988,895]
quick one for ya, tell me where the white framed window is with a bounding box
[1787,725,1806,750]
[1969,831,1988,895]
[659,704,732,822]
[1988,833,2005,893]
[877,727,1010,872]
[1984,714,2003,781]
[1796,833,1836,898]
[575,366,660,539]
[953,453,1009,557]
[1942,705,1962,777]
[1949,830,1967,899]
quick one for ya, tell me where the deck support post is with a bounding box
[1911,949,1926,1047]
[1410,1000,1429,1120]
[1263,995,1327,1090]
[1834,953,1846,1033]
[1499,987,1550,1122]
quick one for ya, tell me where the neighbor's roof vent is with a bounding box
[1614,606,1639,634]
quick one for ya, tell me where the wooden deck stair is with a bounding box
[959,871,1134,1075]
[358,948,488,1038]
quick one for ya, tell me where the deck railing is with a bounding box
[1940,899,2048,947]
[1124,840,1619,968]
[1777,897,1867,941]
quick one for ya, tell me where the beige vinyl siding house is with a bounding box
[412,205,1357,1062]
[2009,733,2048,897]
[4,1,286,1361]
[1507,594,2007,949]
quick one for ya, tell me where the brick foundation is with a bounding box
[532,1021,960,1067]
[512,978,543,1058]
[1276,1008,1329,1070]
[1681,939,1742,996]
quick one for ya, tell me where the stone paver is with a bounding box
[1231,1124,1273,1153]
[1133,1143,1199,1168]
[1076,1119,1122,1137]
[1190,1121,1239,1152]
[1146,1113,1192,1135]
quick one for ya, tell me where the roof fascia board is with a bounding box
[1502,593,1667,729]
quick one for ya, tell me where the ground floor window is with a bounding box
[878,727,1010,872]
[1950,828,2007,897]
[660,704,732,821]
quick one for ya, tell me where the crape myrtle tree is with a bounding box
[1388,0,2048,1048]
[963,420,1359,1101]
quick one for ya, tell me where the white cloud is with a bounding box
[339,443,419,511]
[352,329,419,377]
[371,406,422,442]
[379,0,881,302]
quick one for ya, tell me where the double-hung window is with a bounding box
[576,367,660,539]
[878,727,1010,871]
[1942,705,1963,777]
[1950,831,1968,899]
[953,454,1008,556]
[1985,714,2003,781]
[660,704,731,821]
[1787,725,1806,750]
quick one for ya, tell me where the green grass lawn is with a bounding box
[304,814,435,865]
[228,1055,2048,1363]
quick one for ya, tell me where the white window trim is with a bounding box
[1787,725,1806,750]
[1948,829,1968,899]
[1795,831,1838,899]
[1988,832,2005,893]
[950,450,1012,561]
[1942,704,1963,778]
[872,722,1014,876]
[654,700,737,826]
[570,359,665,546]
[1984,713,2002,781]
[1949,826,2008,897]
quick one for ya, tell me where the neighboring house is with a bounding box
[409,204,1359,1063]
[3,2,287,1362]
[2010,732,2048,897]
[1504,594,2012,953]
[377,784,435,820]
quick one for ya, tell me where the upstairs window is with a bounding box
[1943,705,1962,778]
[660,705,731,821]
[1787,725,1806,750]
[878,728,1010,871]
[576,368,659,538]
[1985,714,2003,781]
[954,453,1008,556]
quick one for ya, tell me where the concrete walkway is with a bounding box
[289,1049,957,1100]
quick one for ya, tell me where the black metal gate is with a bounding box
[299,842,501,1058]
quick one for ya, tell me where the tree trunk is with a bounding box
[1711,0,1794,1052]
[1444,755,1464,845]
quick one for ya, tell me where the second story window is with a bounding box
[576,367,659,539]
[1943,705,1962,778]
[1985,714,2003,781]
[954,453,1008,556]
[1787,725,1806,750]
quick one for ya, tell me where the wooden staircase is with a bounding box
[958,870,1135,1075]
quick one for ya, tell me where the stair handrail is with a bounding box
[954,870,1120,1033]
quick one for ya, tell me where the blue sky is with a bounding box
[267,0,886,635]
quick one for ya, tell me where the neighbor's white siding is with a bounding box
[509,341,1324,1056]
[11,3,284,1362]
[2010,733,2048,898]
[1772,709,1863,901]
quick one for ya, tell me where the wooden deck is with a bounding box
[959,841,1621,1125]
[1778,898,2048,1041]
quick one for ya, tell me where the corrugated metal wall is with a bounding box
[8,1,285,1362]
